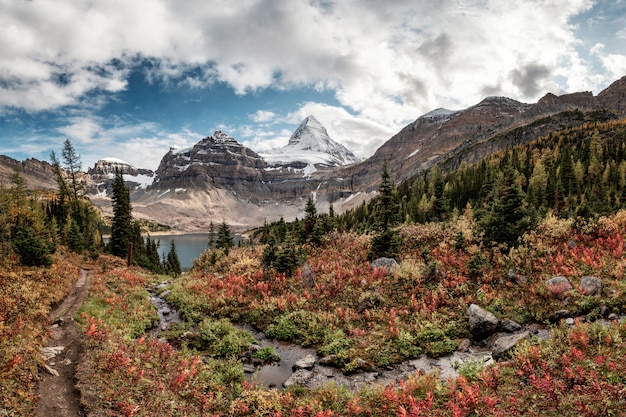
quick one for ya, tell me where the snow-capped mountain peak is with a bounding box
[261,115,360,175]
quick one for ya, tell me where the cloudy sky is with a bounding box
[1,0,625,170]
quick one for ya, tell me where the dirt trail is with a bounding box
[36,269,89,417]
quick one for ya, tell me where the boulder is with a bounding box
[499,319,522,333]
[468,304,499,339]
[545,276,572,299]
[553,309,574,321]
[283,369,313,388]
[579,276,602,296]
[370,257,398,273]
[292,354,316,371]
[489,331,529,360]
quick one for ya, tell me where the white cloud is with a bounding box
[2,0,624,163]
[250,110,277,123]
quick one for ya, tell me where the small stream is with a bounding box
[148,282,497,390]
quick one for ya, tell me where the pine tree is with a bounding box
[110,170,133,258]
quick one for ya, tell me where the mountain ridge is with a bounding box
[3,75,626,230]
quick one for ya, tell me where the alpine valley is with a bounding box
[3,75,626,231]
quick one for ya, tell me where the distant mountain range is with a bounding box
[3,75,626,231]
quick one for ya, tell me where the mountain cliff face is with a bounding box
[0,155,58,190]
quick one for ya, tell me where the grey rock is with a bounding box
[41,346,65,361]
[553,309,574,320]
[283,369,313,388]
[292,354,316,371]
[159,290,171,298]
[243,364,256,374]
[370,257,398,273]
[565,318,575,326]
[489,331,529,360]
[499,319,522,333]
[600,306,611,318]
[545,276,572,299]
[468,304,499,339]
[44,365,60,376]
[579,276,602,296]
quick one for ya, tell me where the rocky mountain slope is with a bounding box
[328,77,626,194]
[0,155,58,190]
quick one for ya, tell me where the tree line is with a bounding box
[0,139,181,275]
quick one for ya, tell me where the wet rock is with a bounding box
[489,331,529,360]
[499,319,522,333]
[156,281,171,290]
[293,354,316,371]
[608,313,620,321]
[370,257,398,273]
[159,290,171,299]
[579,276,602,296]
[468,304,499,339]
[283,369,313,388]
[243,364,256,374]
[545,276,572,299]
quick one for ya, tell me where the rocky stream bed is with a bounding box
[147,281,560,391]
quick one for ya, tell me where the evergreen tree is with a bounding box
[479,168,534,248]
[216,221,234,254]
[369,162,401,260]
[61,138,85,204]
[8,169,55,266]
[164,240,182,277]
[110,170,133,258]
[208,221,216,249]
[301,195,322,245]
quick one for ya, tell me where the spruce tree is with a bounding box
[216,221,234,254]
[369,162,401,260]
[165,240,182,277]
[110,170,133,258]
